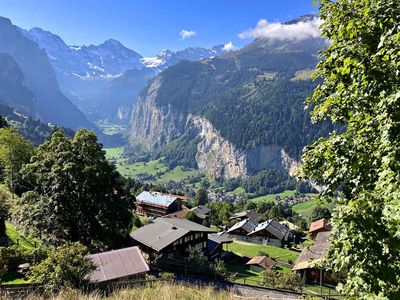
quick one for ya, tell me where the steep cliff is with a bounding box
[129,16,332,178]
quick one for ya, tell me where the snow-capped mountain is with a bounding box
[21,26,233,123]
[141,45,226,70]
[21,28,143,79]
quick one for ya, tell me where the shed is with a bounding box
[86,246,149,283]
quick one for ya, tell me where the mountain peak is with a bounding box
[101,38,125,48]
[284,14,318,25]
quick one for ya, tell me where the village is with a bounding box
[75,190,336,296]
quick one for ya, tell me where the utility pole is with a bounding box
[320,268,323,296]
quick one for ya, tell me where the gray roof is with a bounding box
[131,218,215,252]
[86,246,149,283]
[229,210,262,220]
[293,231,330,271]
[248,219,289,240]
[190,205,211,218]
[136,191,183,208]
[227,218,259,234]
[208,233,233,244]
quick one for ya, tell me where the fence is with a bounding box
[154,259,342,299]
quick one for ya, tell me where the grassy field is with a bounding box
[97,123,127,135]
[157,166,198,183]
[0,283,237,300]
[105,147,199,182]
[228,240,299,263]
[292,199,318,218]
[250,190,297,204]
[232,187,246,195]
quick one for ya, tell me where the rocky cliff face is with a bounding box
[129,87,300,178]
[129,76,187,149]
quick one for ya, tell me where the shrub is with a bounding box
[28,242,95,293]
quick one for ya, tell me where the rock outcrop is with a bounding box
[129,89,301,179]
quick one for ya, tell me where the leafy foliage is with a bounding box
[207,201,234,227]
[0,127,34,190]
[301,0,400,297]
[310,205,331,222]
[29,243,95,293]
[0,104,74,145]
[0,191,10,237]
[15,129,133,250]
[224,169,315,197]
[194,188,208,206]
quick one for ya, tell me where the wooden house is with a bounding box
[247,219,290,247]
[135,191,187,217]
[309,218,331,240]
[130,217,215,262]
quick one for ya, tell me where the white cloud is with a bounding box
[222,41,236,52]
[238,17,322,41]
[180,29,196,40]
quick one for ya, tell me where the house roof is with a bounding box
[229,210,262,220]
[226,218,259,234]
[207,233,233,256]
[86,246,149,283]
[130,217,215,252]
[190,205,211,218]
[247,219,289,240]
[247,256,276,269]
[208,233,233,244]
[280,220,300,231]
[309,218,330,233]
[136,191,185,208]
[293,231,330,271]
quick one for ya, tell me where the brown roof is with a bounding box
[86,246,149,282]
[293,231,330,271]
[309,218,330,233]
[247,256,276,269]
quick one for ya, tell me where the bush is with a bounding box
[159,272,175,280]
[28,243,95,293]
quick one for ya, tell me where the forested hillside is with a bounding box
[130,20,334,178]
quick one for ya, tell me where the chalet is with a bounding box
[130,217,215,262]
[165,205,211,221]
[293,231,335,284]
[207,233,233,260]
[247,219,290,247]
[229,210,262,221]
[86,246,149,283]
[135,191,187,217]
[190,205,211,220]
[309,218,331,240]
[226,218,259,237]
[246,256,276,272]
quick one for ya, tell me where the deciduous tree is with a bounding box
[15,129,133,250]
[302,0,400,297]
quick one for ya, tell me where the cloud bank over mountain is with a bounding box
[239,17,321,41]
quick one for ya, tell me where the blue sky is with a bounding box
[0,0,318,56]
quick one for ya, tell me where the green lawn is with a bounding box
[292,199,318,218]
[157,166,198,183]
[97,122,127,135]
[105,147,198,182]
[5,222,38,252]
[1,271,29,285]
[105,147,125,160]
[227,264,263,285]
[250,190,297,204]
[232,187,246,195]
[228,240,299,263]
